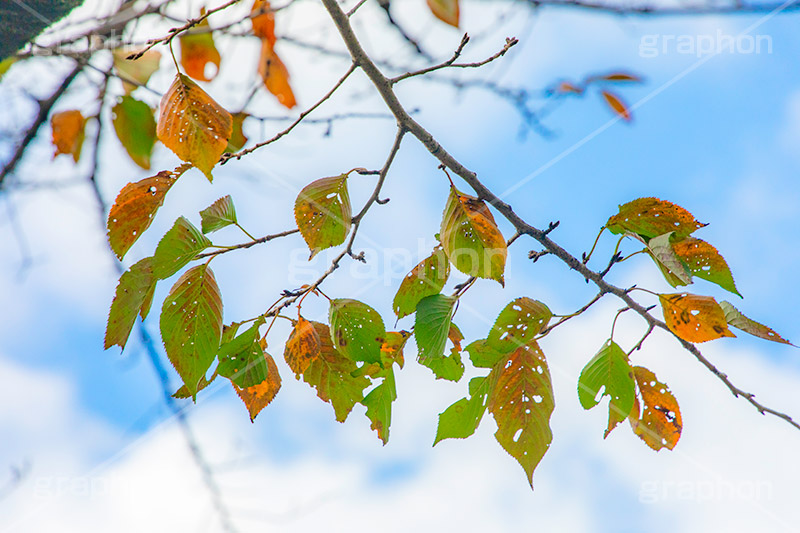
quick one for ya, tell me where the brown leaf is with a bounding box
[233,353,282,421]
[659,293,735,343]
[157,74,232,181]
[719,301,793,346]
[258,39,296,109]
[284,316,322,376]
[601,90,631,121]
[51,110,86,162]
[629,366,682,451]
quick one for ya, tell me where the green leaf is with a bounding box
[104,257,156,351]
[488,341,554,488]
[173,374,215,399]
[111,95,156,170]
[414,294,456,363]
[719,301,793,345]
[673,237,740,296]
[0,57,18,80]
[200,195,238,234]
[440,187,507,285]
[362,368,397,444]
[421,348,464,382]
[329,298,386,364]
[577,339,636,438]
[217,321,268,388]
[465,339,504,369]
[393,247,450,318]
[153,217,212,279]
[606,197,706,241]
[434,376,492,444]
[301,322,370,422]
[487,297,552,353]
[160,264,223,399]
[294,174,351,259]
[646,232,692,287]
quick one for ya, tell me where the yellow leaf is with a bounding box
[427,0,459,27]
[226,112,249,152]
[601,90,631,122]
[179,14,221,82]
[284,316,322,376]
[233,353,282,421]
[659,293,735,343]
[629,366,682,451]
[258,38,296,109]
[51,110,86,162]
[157,74,232,181]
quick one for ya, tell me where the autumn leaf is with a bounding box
[104,257,157,351]
[294,174,351,258]
[393,247,450,318]
[606,197,707,241]
[157,73,232,181]
[646,232,692,287]
[51,110,86,162]
[672,237,740,296]
[554,81,583,95]
[577,339,636,438]
[111,95,156,170]
[258,39,296,109]
[160,264,223,398]
[301,322,370,422]
[719,301,792,345]
[427,0,459,27]
[233,353,282,421]
[488,341,554,487]
[284,316,322,376]
[362,368,397,444]
[107,167,189,260]
[329,298,386,364]
[659,293,735,343]
[179,14,221,82]
[152,217,211,279]
[226,112,249,152]
[251,0,276,46]
[600,90,631,121]
[381,330,411,368]
[593,72,642,83]
[465,338,505,369]
[440,186,507,285]
[200,195,238,234]
[434,376,493,444]
[487,297,552,353]
[217,322,269,388]
[113,49,161,94]
[173,374,215,399]
[629,366,682,451]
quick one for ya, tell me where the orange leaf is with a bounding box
[179,14,221,81]
[157,74,232,181]
[555,81,583,95]
[606,197,707,241]
[233,353,282,421]
[427,0,459,27]
[284,316,322,376]
[381,330,411,368]
[226,112,249,152]
[251,0,276,46]
[659,293,735,343]
[258,39,296,109]
[595,72,642,83]
[601,90,631,122]
[629,366,682,451]
[51,110,86,162]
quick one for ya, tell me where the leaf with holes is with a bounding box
[629,366,682,451]
[329,299,386,364]
[113,49,161,94]
[381,330,410,369]
[104,257,157,351]
[393,247,450,318]
[152,217,211,279]
[179,14,221,82]
[440,187,507,285]
[659,293,735,343]
[157,74,232,181]
[488,341,554,487]
[160,264,223,398]
[233,353,281,421]
[606,197,706,241]
[427,0,459,27]
[578,339,636,438]
[51,110,85,162]
[107,168,187,260]
[225,112,249,152]
[601,90,631,121]
[434,376,493,444]
[673,237,740,296]
[258,39,296,109]
[646,232,692,287]
[719,301,793,345]
[362,368,397,444]
[112,95,156,170]
[487,297,552,353]
[200,195,237,234]
[301,322,370,422]
[414,294,455,362]
[294,174,351,259]
[217,322,269,388]
[251,0,276,46]
[284,316,321,376]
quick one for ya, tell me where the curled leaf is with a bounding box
[719,301,792,345]
[577,339,635,438]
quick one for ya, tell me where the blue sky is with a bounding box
[1,0,800,531]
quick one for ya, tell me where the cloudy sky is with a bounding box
[1,0,800,531]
